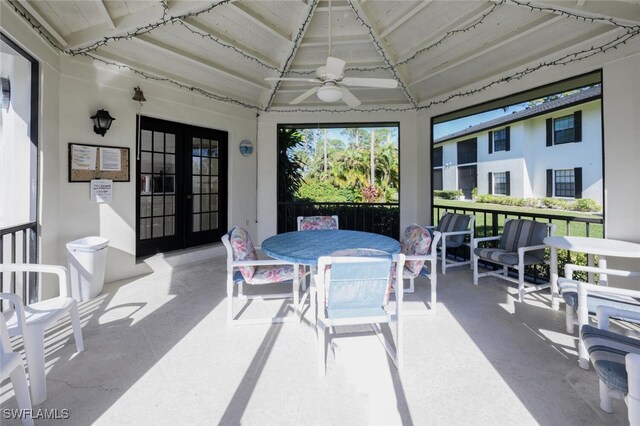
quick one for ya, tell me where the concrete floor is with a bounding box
[0,254,632,425]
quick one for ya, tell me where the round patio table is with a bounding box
[262,229,400,265]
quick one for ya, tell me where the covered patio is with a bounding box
[2,0,640,424]
[2,260,629,425]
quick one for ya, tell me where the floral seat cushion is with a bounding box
[400,224,432,279]
[245,264,305,285]
[229,227,258,281]
[299,216,339,231]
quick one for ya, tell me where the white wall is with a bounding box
[602,52,640,284]
[57,56,258,282]
[256,110,419,244]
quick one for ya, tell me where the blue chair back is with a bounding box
[326,256,392,313]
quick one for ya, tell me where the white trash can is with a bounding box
[66,236,109,302]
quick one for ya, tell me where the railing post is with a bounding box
[492,212,499,237]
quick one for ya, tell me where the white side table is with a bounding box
[544,236,640,309]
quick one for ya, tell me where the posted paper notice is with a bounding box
[72,145,97,170]
[91,179,113,202]
[100,147,121,171]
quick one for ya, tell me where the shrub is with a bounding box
[571,198,602,212]
[474,194,535,207]
[434,190,463,200]
[296,181,357,202]
[542,197,571,210]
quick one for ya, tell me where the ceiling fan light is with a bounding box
[317,85,342,102]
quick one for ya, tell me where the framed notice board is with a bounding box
[68,143,130,182]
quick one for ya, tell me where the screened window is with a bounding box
[554,115,576,144]
[555,169,575,197]
[457,138,477,165]
[433,146,443,167]
[433,169,443,191]
[493,128,507,152]
[494,172,507,195]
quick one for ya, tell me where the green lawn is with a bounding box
[434,199,603,238]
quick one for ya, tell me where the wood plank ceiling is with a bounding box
[6,0,640,111]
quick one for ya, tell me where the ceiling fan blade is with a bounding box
[341,77,398,89]
[290,86,320,105]
[265,77,320,83]
[340,87,361,108]
[325,56,346,76]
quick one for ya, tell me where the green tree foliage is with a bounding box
[289,126,399,203]
[277,128,306,202]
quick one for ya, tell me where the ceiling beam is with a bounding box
[88,50,259,108]
[132,35,270,90]
[422,26,619,103]
[379,0,434,39]
[290,59,386,70]
[228,2,291,43]
[264,0,318,109]
[511,0,640,27]
[180,18,281,69]
[410,14,563,87]
[15,0,67,47]
[64,1,226,51]
[396,2,498,64]
[348,0,417,106]
[95,0,115,30]
[316,5,352,12]
[300,34,372,47]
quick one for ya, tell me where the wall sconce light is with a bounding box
[90,109,115,137]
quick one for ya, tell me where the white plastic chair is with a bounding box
[296,215,339,231]
[581,306,640,424]
[0,263,84,406]
[428,213,475,274]
[222,227,302,325]
[399,224,442,316]
[1,314,34,426]
[315,253,405,376]
[473,219,555,302]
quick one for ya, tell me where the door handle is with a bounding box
[186,195,192,200]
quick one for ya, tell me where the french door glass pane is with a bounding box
[141,130,152,151]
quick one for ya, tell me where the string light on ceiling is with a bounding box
[7,0,640,113]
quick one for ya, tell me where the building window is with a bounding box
[548,111,582,146]
[457,138,477,165]
[433,169,443,191]
[493,172,507,195]
[489,127,509,154]
[554,169,575,197]
[433,146,443,168]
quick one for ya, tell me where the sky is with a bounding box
[433,104,528,139]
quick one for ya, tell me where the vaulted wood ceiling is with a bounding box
[7,0,640,111]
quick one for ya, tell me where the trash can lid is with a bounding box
[66,236,109,251]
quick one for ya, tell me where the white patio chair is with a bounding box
[558,263,640,335]
[473,219,555,302]
[297,215,339,231]
[315,253,405,376]
[399,224,442,315]
[1,314,34,426]
[581,306,640,424]
[222,227,302,325]
[428,213,475,274]
[0,263,84,406]
[557,265,640,369]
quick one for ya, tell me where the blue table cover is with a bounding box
[261,230,400,265]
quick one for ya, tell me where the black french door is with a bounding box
[136,116,227,258]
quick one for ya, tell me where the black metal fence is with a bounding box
[278,202,400,239]
[1,221,38,308]
[434,202,604,282]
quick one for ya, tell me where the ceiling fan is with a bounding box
[265,0,398,107]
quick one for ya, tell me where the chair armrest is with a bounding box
[0,264,70,298]
[429,231,442,254]
[472,235,501,249]
[404,255,432,261]
[576,281,640,331]
[564,263,640,279]
[0,292,27,335]
[596,305,640,331]
[231,259,298,268]
[441,230,472,237]
[518,244,547,255]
